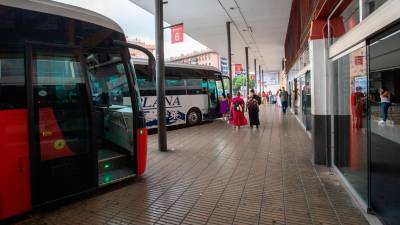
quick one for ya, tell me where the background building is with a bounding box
[127,38,156,59]
[168,50,226,74]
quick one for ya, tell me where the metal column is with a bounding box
[245,47,249,96]
[261,69,264,92]
[155,0,167,151]
[259,65,261,94]
[226,21,233,97]
[254,59,256,93]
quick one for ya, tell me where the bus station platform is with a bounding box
[16,105,369,225]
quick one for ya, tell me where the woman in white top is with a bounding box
[379,87,391,124]
[276,89,281,107]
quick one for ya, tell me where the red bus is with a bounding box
[0,0,151,220]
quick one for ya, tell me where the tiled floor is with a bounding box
[16,105,369,225]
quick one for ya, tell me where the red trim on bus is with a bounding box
[0,109,32,220]
[39,107,75,161]
[136,128,147,176]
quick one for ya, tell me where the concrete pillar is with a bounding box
[309,39,331,165]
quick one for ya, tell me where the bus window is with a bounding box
[0,52,26,109]
[136,69,156,96]
[32,50,90,160]
[186,78,207,95]
[88,55,131,107]
[166,79,185,95]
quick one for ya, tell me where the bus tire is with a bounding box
[186,108,201,126]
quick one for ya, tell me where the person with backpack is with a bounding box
[231,92,247,129]
[247,89,260,128]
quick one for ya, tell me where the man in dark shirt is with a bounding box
[279,87,289,114]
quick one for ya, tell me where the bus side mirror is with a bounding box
[112,40,156,81]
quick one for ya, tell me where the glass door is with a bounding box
[28,45,96,205]
[216,78,224,98]
[303,72,312,130]
[299,75,305,122]
[208,79,218,118]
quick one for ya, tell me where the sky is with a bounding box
[54,0,209,58]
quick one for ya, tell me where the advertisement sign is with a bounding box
[265,72,279,85]
[234,64,242,75]
[250,72,255,81]
[220,57,228,75]
[171,24,184,44]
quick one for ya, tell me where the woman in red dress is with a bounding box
[231,92,248,128]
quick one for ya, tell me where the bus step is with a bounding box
[98,168,136,186]
[98,149,130,173]
[98,149,126,162]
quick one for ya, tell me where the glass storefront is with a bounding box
[302,72,311,130]
[368,24,400,225]
[286,47,312,131]
[332,21,400,224]
[333,46,368,202]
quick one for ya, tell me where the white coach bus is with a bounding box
[133,60,230,128]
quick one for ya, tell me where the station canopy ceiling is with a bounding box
[129,0,292,72]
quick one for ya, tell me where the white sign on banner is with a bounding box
[265,72,279,85]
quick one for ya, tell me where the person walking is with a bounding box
[276,89,281,107]
[262,91,267,104]
[226,93,232,123]
[351,86,365,128]
[247,89,260,128]
[279,87,289,114]
[231,92,248,128]
[267,90,272,103]
[379,87,391,125]
[219,94,230,122]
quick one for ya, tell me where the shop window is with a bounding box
[333,46,368,202]
[362,0,388,19]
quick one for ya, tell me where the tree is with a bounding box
[232,75,256,94]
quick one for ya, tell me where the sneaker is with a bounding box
[378,120,385,125]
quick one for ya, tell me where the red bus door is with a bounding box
[27,44,97,205]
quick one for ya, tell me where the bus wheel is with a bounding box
[186,108,201,126]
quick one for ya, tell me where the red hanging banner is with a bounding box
[171,24,184,44]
